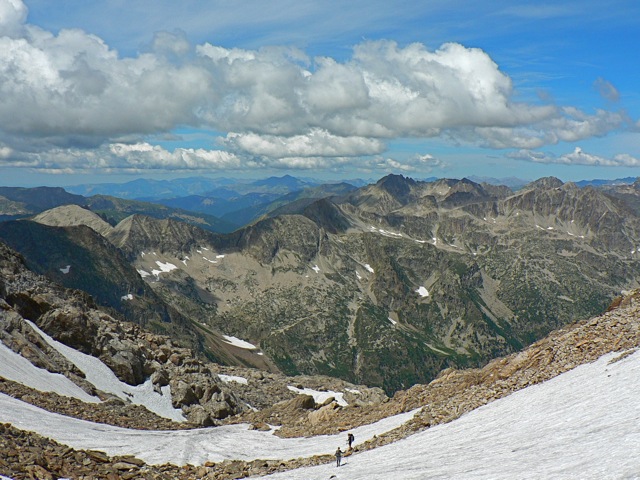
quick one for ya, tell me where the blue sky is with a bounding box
[1,0,639,186]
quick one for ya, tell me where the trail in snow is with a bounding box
[2,321,639,478]
[258,350,640,479]
[0,394,419,466]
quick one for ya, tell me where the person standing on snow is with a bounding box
[347,432,355,449]
[335,447,343,467]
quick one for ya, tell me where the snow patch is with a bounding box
[416,286,429,297]
[152,261,178,277]
[24,320,185,422]
[287,386,348,407]
[364,264,374,273]
[388,317,397,325]
[155,261,177,273]
[137,269,150,278]
[0,342,100,403]
[222,335,257,350]
[312,265,320,273]
[121,293,133,301]
[219,374,248,385]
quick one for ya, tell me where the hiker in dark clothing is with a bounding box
[347,432,355,449]
[335,447,343,467]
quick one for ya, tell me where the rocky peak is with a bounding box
[32,204,114,236]
[107,214,214,258]
[375,174,416,202]
[525,176,564,190]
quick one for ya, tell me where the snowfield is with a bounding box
[259,350,640,479]
[1,322,639,478]
[0,395,418,466]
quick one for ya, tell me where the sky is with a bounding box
[1,321,638,477]
[1,0,639,187]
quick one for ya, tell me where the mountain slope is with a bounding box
[32,204,115,236]
[0,285,638,479]
[5,175,640,395]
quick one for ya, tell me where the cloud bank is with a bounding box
[0,0,634,174]
[509,147,640,167]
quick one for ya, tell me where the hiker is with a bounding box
[347,432,355,449]
[335,447,343,467]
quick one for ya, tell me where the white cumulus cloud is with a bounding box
[509,147,640,167]
[0,0,634,174]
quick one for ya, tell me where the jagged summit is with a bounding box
[375,174,417,199]
[107,214,217,257]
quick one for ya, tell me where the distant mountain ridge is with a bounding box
[2,174,639,394]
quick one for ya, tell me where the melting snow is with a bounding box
[24,320,185,422]
[364,264,374,273]
[152,261,178,276]
[260,350,640,479]
[218,374,248,385]
[356,271,362,280]
[287,386,348,407]
[222,335,258,350]
[312,265,321,273]
[137,269,150,278]
[216,255,225,259]
[0,342,100,403]
[60,265,70,274]
[0,349,639,477]
[121,294,133,301]
[0,394,418,465]
[416,286,429,297]
[388,317,397,326]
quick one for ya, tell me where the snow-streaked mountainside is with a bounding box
[0,348,638,478]
[261,350,640,480]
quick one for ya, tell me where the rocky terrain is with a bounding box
[0,240,384,429]
[1,277,638,479]
[2,175,639,396]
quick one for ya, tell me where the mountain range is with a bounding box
[1,174,639,394]
[1,173,640,478]
[0,229,638,477]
